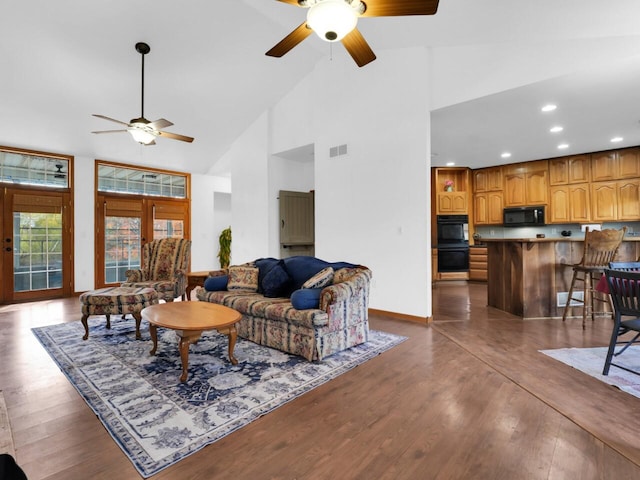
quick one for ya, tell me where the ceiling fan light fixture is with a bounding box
[307,0,358,42]
[129,124,156,145]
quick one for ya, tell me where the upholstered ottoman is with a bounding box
[79,286,159,340]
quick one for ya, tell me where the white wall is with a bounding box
[311,48,431,318]
[262,47,432,318]
[222,112,271,264]
[73,156,95,292]
[191,173,231,271]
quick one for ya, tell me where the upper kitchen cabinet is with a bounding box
[474,191,504,225]
[591,147,640,182]
[549,183,590,223]
[503,160,549,207]
[433,167,470,214]
[474,167,503,192]
[549,155,591,185]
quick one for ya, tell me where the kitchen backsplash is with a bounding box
[474,221,640,242]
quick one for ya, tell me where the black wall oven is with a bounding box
[436,215,469,272]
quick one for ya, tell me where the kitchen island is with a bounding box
[484,237,640,319]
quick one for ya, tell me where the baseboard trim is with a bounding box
[369,308,431,324]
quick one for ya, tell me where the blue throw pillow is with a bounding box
[255,257,280,293]
[261,260,293,298]
[283,256,332,290]
[291,288,322,310]
[204,275,228,291]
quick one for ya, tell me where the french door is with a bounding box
[95,194,189,288]
[1,187,73,303]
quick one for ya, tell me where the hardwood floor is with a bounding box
[2,283,640,479]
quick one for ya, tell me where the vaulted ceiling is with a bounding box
[2,1,640,175]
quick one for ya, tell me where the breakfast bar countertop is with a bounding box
[480,236,640,243]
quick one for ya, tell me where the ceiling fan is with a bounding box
[265,0,440,67]
[92,42,194,145]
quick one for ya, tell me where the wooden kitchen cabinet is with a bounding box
[549,184,590,223]
[618,148,640,178]
[618,179,640,220]
[591,182,617,221]
[590,179,640,222]
[504,172,526,206]
[433,167,471,214]
[504,167,548,207]
[469,246,488,281]
[591,148,640,182]
[437,191,468,213]
[549,155,590,185]
[474,191,503,224]
[474,167,503,192]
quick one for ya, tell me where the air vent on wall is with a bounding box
[329,144,348,158]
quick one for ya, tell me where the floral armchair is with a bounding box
[121,237,192,302]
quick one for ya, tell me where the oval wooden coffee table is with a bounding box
[142,302,241,382]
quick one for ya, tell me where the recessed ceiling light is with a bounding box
[446,162,455,166]
[611,136,623,143]
[501,152,511,158]
[550,126,563,133]
[558,143,569,149]
[541,104,557,112]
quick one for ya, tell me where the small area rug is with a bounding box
[540,346,640,399]
[33,319,405,478]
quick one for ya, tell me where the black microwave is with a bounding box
[503,206,545,227]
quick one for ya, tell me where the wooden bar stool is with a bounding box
[562,226,626,329]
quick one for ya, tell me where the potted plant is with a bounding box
[217,226,231,269]
[444,179,454,192]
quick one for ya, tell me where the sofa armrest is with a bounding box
[320,267,372,312]
[207,268,229,278]
[124,269,145,282]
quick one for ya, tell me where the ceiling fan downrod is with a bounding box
[135,42,150,121]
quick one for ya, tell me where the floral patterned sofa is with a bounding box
[196,256,371,361]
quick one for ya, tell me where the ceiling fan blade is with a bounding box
[148,118,173,130]
[266,22,313,57]
[360,0,439,17]
[276,0,304,5]
[157,131,195,143]
[92,114,131,127]
[91,129,128,134]
[341,28,376,67]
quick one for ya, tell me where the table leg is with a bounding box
[227,325,238,365]
[217,325,239,365]
[105,314,111,329]
[178,331,203,382]
[149,324,158,356]
[81,315,89,340]
[132,312,142,339]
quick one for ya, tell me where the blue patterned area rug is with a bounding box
[32,320,405,478]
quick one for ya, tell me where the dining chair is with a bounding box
[562,226,626,329]
[603,268,640,376]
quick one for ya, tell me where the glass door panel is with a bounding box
[13,212,63,291]
[96,195,144,288]
[104,216,141,283]
[1,188,72,303]
[153,219,184,239]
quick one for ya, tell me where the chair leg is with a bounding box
[583,272,592,329]
[563,270,580,322]
[603,318,621,375]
